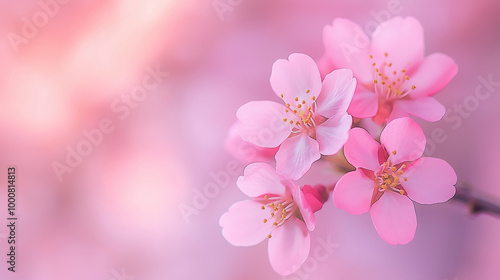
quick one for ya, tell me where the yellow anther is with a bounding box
[378,72,383,76]
[375,68,379,72]
[381,81,386,85]
[282,209,286,213]
[392,150,397,155]
[411,85,416,90]
[399,170,404,175]
[302,100,306,104]
[261,205,265,210]
[286,103,291,107]
[293,109,297,114]
[404,177,408,181]
[294,97,299,101]
[372,63,376,66]
[311,96,316,100]
[271,212,274,217]
[283,118,287,122]
[404,75,410,80]
[388,63,392,67]
[273,222,278,226]
[393,71,397,75]
[306,89,310,93]
[289,120,293,124]
[373,79,378,83]
[399,189,405,195]
[391,167,397,172]
[297,104,302,108]
[280,94,284,98]
[263,219,268,223]
[384,52,388,57]
[268,234,272,238]
[369,54,373,59]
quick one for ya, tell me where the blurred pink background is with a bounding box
[0,0,499,279]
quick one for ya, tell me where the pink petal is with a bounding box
[302,185,329,213]
[270,53,322,106]
[347,89,378,118]
[237,101,291,148]
[284,180,315,231]
[225,121,278,165]
[316,69,356,117]
[268,216,310,276]
[409,53,458,99]
[402,157,457,204]
[370,191,417,245]
[237,162,286,198]
[316,113,352,155]
[333,170,374,215]
[371,17,424,71]
[220,199,275,246]
[380,117,426,164]
[323,18,373,84]
[275,133,320,180]
[343,128,381,170]
[316,53,334,79]
[389,97,445,123]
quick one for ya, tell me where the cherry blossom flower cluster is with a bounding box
[220,17,458,276]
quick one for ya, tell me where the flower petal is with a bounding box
[270,53,322,107]
[380,117,426,164]
[316,113,352,155]
[237,101,291,148]
[225,121,278,165]
[347,89,379,118]
[275,133,320,180]
[316,69,357,117]
[343,128,381,170]
[285,180,315,231]
[268,216,310,276]
[402,157,457,204]
[237,162,285,198]
[370,191,417,245]
[220,199,275,246]
[316,53,334,79]
[323,18,373,84]
[390,97,445,123]
[333,169,374,215]
[409,53,458,99]
[371,17,424,71]
[302,185,329,213]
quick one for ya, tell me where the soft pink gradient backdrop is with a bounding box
[0,0,499,279]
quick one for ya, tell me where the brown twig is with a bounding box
[453,186,500,218]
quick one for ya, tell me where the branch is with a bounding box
[453,186,500,218]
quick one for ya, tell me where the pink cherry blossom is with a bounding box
[333,117,457,244]
[237,53,356,180]
[321,17,458,124]
[219,162,328,275]
[225,121,279,165]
